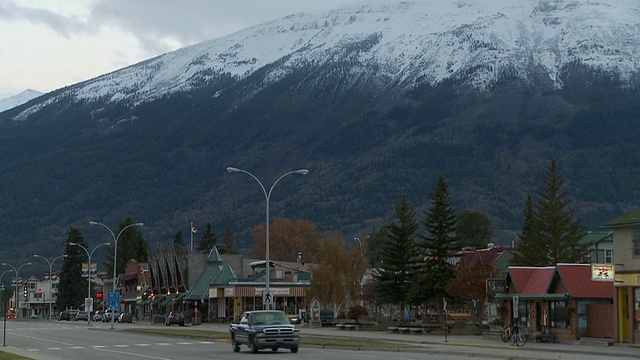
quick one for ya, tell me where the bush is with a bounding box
[348,305,368,321]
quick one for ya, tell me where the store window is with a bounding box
[550,301,569,329]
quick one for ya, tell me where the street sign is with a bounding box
[513,296,519,318]
[108,291,119,310]
[85,298,93,312]
[262,290,273,305]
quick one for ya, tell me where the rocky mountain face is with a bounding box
[0,0,638,261]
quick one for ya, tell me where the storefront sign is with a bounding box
[486,278,506,293]
[254,288,290,296]
[591,263,614,281]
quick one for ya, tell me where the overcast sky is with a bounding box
[0,0,369,100]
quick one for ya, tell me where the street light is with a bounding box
[69,242,110,324]
[33,254,67,321]
[1,269,14,347]
[226,166,309,310]
[90,221,143,329]
[1,262,31,319]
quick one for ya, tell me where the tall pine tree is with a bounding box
[538,160,589,264]
[197,223,217,253]
[413,176,460,308]
[220,226,236,254]
[57,226,88,311]
[374,195,419,319]
[512,195,546,265]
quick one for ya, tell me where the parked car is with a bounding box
[165,312,185,326]
[94,310,104,322]
[117,312,133,323]
[58,311,71,321]
[76,311,89,321]
[103,309,120,322]
[6,312,16,320]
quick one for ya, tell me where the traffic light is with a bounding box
[23,286,28,298]
[96,292,103,299]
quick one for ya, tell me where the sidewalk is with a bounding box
[202,322,640,359]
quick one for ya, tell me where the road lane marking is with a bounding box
[70,346,84,349]
[95,347,172,360]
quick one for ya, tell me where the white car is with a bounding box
[94,310,104,322]
[103,309,120,322]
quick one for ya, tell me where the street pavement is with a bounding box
[201,321,640,359]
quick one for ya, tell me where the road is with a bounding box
[1,320,639,360]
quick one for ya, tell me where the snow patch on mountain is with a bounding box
[11,0,640,121]
[0,89,43,113]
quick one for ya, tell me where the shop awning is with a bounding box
[495,293,568,301]
[150,295,165,306]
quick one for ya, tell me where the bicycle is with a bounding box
[508,324,527,346]
[500,324,512,343]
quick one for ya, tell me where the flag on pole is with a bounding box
[191,225,198,234]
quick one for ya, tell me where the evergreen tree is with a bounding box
[374,195,419,319]
[220,226,236,254]
[413,175,460,307]
[456,210,493,249]
[103,218,148,275]
[196,223,217,253]
[511,195,546,265]
[533,160,588,265]
[172,231,185,248]
[57,226,88,311]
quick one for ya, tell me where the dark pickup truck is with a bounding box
[230,310,300,353]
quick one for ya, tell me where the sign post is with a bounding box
[513,296,519,319]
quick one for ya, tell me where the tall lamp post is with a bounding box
[1,262,31,319]
[90,221,143,329]
[33,254,67,321]
[1,269,13,347]
[69,242,110,324]
[226,166,309,310]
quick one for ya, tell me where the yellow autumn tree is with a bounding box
[307,232,365,317]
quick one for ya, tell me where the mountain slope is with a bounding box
[0,0,639,264]
[0,89,43,113]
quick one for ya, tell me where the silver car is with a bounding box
[94,310,104,322]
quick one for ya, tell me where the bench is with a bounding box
[344,324,357,330]
[388,326,399,333]
[398,327,410,334]
[336,324,346,330]
[409,328,423,334]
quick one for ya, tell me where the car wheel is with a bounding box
[231,335,240,352]
[271,348,278,352]
[250,337,259,354]
[291,346,298,353]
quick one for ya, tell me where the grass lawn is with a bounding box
[0,351,32,359]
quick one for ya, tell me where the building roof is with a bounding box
[579,231,613,246]
[185,246,237,301]
[556,264,613,299]
[603,207,640,227]
[508,266,555,295]
[506,264,613,300]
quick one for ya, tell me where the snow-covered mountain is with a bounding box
[0,89,42,113]
[0,0,639,256]
[9,0,639,121]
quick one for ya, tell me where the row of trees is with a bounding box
[300,160,590,321]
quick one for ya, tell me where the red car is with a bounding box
[165,312,185,326]
[6,312,16,320]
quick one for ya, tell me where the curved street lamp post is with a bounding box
[1,269,13,347]
[1,262,31,319]
[90,221,143,329]
[33,254,67,321]
[69,242,110,324]
[226,166,308,310]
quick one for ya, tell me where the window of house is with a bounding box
[595,249,603,263]
[634,228,640,257]
[605,249,613,264]
[550,301,569,329]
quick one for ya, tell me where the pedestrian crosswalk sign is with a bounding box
[263,291,273,305]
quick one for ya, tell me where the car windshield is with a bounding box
[251,311,289,325]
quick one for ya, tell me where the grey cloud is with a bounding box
[0,1,93,38]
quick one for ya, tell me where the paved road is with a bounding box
[2,320,639,360]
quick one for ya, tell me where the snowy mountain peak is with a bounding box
[11,0,640,120]
[0,89,43,113]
